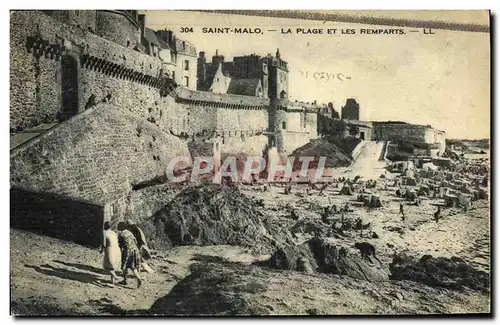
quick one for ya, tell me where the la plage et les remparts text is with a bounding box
[199,27,406,35]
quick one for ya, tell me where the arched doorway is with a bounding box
[60,55,79,121]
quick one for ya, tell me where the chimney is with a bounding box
[198,51,206,64]
[138,14,146,41]
[162,29,174,46]
[169,30,174,45]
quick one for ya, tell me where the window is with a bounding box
[184,60,189,71]
[184,76,189,87]
[282,121,287,130]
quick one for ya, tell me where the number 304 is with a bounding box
[180,27,194,33]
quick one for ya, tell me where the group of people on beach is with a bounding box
[101,220,153,288]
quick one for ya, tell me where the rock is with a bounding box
[264,304,274,311]
[363,195,382,208]
[451,256,467,264]
[364,289,382,299]
[340,185,354,195]
[278,301,290,308]
[306,308,321,315]
[266,237,389,281]
[141,184,294,254]
[405,177,417,186]
[389,291,404,301]
[389,253,490,292]
[385,226,405,235]
[290,218,329,237]
[371,232,379,239]
[404,189,418,201]
[297,257,314,274]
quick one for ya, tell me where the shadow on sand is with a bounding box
[52,260,109,276]
[148,255,269,316]
[25,263,103,285]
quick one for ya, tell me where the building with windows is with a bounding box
[146,29,197,90]
[196,49,288,99]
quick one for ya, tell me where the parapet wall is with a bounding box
[373,123,442,143]
[373,122,446,156]
[176,87,269,108]
[280,99,323,113]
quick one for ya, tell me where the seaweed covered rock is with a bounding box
[340,185,354,195]
[266,237,389,281]
[141,184,294,254]
[290,218,329,237]
[389,253,490,292]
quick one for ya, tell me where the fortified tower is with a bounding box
[44,10,142,49]
[43,10,97,32]
[341,98,360,120]
[95,10,142,48]
[263,48,289,99]
[266,49,289,153]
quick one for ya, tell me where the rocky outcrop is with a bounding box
[289,138,354,169]
[389,253,490,292]
[140,184,294,253]
[266,237,389,281]
[290,218,330,237]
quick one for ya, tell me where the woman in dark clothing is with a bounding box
[126,220,153,260]
[117,222,143,288]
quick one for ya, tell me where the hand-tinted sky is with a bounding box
[144,10,490,139]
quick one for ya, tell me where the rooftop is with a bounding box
[227,78,261,97]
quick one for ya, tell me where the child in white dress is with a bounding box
[101,221,122,285]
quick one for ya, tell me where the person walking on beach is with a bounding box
[399,203,405,222]
[117,221,143,288]
[434,206,441,223]
[101,221,121,286]
[126,220,154,260]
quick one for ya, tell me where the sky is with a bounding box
[143,10,490,139]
